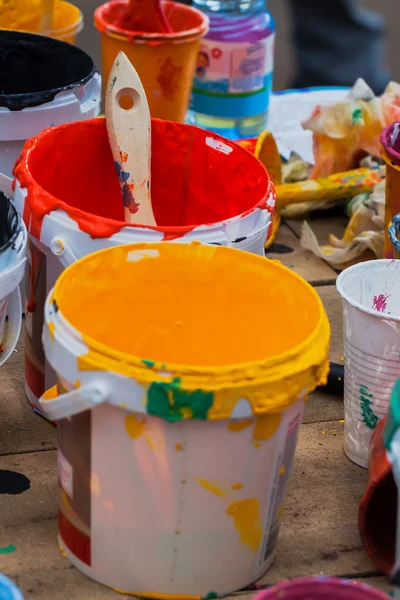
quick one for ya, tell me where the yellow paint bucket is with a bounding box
[46,0,83,44]
[39,242,330,597]
[0,0,53,33]
[94,1,209,122]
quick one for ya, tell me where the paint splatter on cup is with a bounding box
[39,241,329,596]
[337,259,400,468]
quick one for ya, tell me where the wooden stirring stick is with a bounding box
[105,52,156,226]
[117,0,171,33]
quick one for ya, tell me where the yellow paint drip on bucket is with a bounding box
[39,241,329,597]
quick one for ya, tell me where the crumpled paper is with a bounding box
[300,179,385,266]
[302,79,400,178]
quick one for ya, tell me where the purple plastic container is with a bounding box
[254,577,389,599]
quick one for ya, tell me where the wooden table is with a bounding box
[0,214,392,598]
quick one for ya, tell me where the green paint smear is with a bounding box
[204,593,218,599]
[360,385,378,430]
[147,378,213,423]
[0,544,16,554]
[142,359,156,368]
[352,107,363,124]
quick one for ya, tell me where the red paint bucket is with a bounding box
[359,417,396,574]
[13,117,275,410]
[254,577,389,599]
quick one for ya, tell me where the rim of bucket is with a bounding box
[94,0,209,43]
[45,1,84,40]
[254,577,389,598]
[14,118,275,238]
[336,259,400,321]
[0,194,23,255]
[380,122,400,169]
[50,242,329,390]
[0,31,97,111]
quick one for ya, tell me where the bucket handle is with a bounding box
[38,381,110,421]
[49,236,78,268]
[0,173,14,200]
[0,288,22,367]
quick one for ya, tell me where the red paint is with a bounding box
[14,118,272,241]
[116,0,171,34]
[59,510,91,566]
[95,1,208,42]
[359,418,396,575]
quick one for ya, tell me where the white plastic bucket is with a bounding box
[0,30,101,196]
[0,194,27,366]
[38,242,330,596]
[337,259,400,468]
[14,117,276,411]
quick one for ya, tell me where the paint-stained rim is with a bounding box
[253,577,389,599]
[94,0,209,43]
[0,30,97,111]
[47,242,330,414]
[13,117,275,238]
[337,259,400,320]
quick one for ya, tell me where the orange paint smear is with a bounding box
[55,243,321,367]
[14,118,271,242]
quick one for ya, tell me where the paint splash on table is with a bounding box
[0,544,16,554]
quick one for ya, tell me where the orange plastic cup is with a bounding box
[94,0,209,122]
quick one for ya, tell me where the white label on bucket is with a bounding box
[205,137,233,155]
[58,449,73,499]
[255,404,302,574]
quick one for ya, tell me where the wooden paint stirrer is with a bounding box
[105,52,156,226]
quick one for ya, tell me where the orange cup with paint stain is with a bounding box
[94,1,209,122]
[38,241,330,596]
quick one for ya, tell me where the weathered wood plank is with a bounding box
[266,223,337,286]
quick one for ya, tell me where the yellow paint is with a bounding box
[51,243,330,419]
[180,407,193,419]
[41,385,58,401]
[279,465,285,476]
[175,443,183,452]
[253,413,282,440]
[277,503,285,521]
[226,498,262,552]
[228,419,254,432]
[196,478,226,497]
[75,379,81,389]
[91,473,101,496]
[232,483,243,490]
[47,321,55,339]
[251,441,261,449]
[110,588,201,600]
[120,403,127,409]
[125,415,146,438]
[145,433,154,451]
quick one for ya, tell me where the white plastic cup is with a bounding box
[337,259,400,468]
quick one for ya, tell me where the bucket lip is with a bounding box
[14,117,275,237]
[380,121,400,166]
[336,259,400,321]
[0,194,23,255]
[0,30,97,111]
[48,242,329,399]
[94,0,209,43]
[254,577,389,598]
[44,1,84,38]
